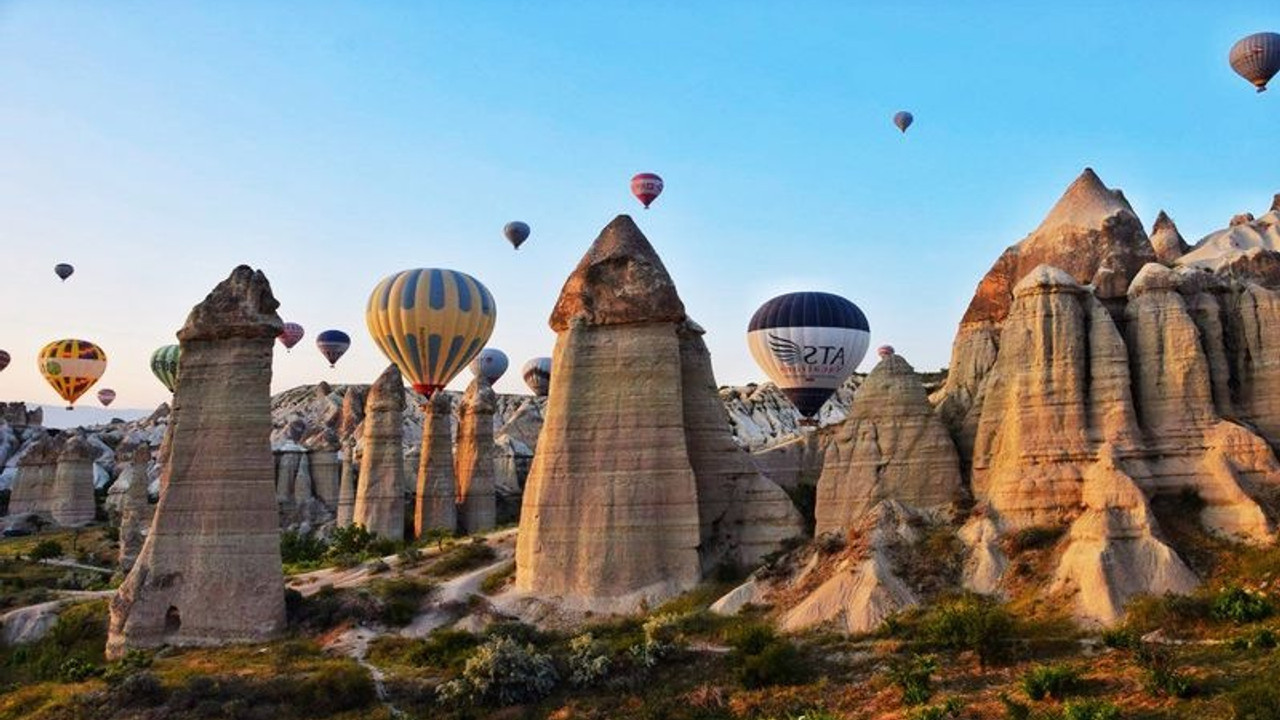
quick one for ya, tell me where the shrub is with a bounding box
[1229,675,1280,720]
[566,633,612,687]
[111,671,165,707]
[1022,664,1083,701]
[327,524,377,558]
[29,539,64,561]
[911,698,964,720]
[999,693,1031,720]
[888,654,938,706]
[280,530,329,565]
[1062,699,1121,720]
[429,539,498,578]
[919,594,1014,667]
[372,577,435,627]
[103,649,154,684]
[732,630,804,689]
[1137,645,1196,698]
[630,611,694,667]
[1006,526,1066,554]
[59,656,102,682]
[1123,592,1211,633]
[1101,628,1139,650]
[411,629,481,670]
[1212,586,1273,625]
[298,663,378,714]
[479,561,515,595]
[436,636,559,706]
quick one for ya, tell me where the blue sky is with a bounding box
[1,1,1277,421]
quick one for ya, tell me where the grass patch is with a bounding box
[426,539,497,579]
[478,561,515,595]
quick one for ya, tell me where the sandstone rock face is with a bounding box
[335,436,357,527]
[1150,211,1191,265]
[108,266,286,658]
[307,435,341,510]
[455,378,497,535]
[679,321,803,572]
[415,391,457,537]
[49,435,97,527]
[353,365,407,541]
[7,437,61,518]
[815,353,963,536]
[119,446,152,573]
[516,217,704,612]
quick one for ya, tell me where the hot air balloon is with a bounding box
[469,348,509,385]
[877,345,895,359]
[316,330,351,368]
[522,356,552,397]
[0,350,9,373]
[38,339,108,409]
[54,263,74,281]
[893,111,914,133]
[97,388,116,407]
[747,292,870,420]
[366,268,497,398]
[504,221,531,250]
[1230,32,1280,92]
[631,173,664,209]
[278,322,305,351]
[150,344,180,392]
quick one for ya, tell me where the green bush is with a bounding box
[327,524,378,558]
[1137,646,1196,698]
[999,693,1031,720]
[1212,586,1273,625]
[59,656,102,682]
[1062,699,1121,720]
[479,561,515,595]
[910,698,964,720]
[280,530,329,565]
[1123,592,1211,633]
[371,577,435,627]
[429,539,497,578]
[1022,664,1083,701]
[1101,628,1139,650]
[1229,675,1280,720]
[436,636,559,706]
[888,654,938,706]
[102,649,154,685]
[411,628,481,670]
[29,539,64,561]
[566,633,613,687]
[919,594,1014,667]
[297,663,378,714]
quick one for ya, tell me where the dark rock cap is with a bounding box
[178,265,283,342]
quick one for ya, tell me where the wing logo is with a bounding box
[768,334,803,365]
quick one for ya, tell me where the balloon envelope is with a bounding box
[150,344,180,393]
[38,339,108,408]
[469,347,509,384]
[877,345,895,359]
[54,263,74,281]
[747,292,870,418]
[278,322,305,350]
[366,268,497,397]
[316,329,351,368]
[503,221,531,249]
[0,350,9,373]
[1230,32,1280,92]
[522,356,552,397]
[893,111,914,133]
[630,173,664,208]
[97,388,116,407]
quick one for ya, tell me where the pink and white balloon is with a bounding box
[277,322,305,351]
[877,345,895,359]
[97,388,116,407]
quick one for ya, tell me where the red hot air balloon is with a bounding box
[0,350,9,373]
[877,345,895,359]
[97,388,116,407]
[630,173,664,209]
[278,322,305,351]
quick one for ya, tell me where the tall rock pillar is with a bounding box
[119,446,152,573]
[414,392,457,537]
[107,266,286,658]
[352,365,406,540]
[50,435,97,527]
[455,378,497,535]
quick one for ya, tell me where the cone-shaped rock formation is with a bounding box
[415,391,457,537]
[353,365,407,540]
[456,378,497,535]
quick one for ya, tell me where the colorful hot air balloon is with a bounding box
[877,345,895,359]
[54,263,74,281]
[150,344,180,393]
[747,292,870,419]
[38,339,108,409]
[0,350,9,373]
[366,268,497,398]
[1230,32,1280,92]
[469,348,509,385]
[97,388,116,407]
[893,111,914,133]
[278,322,305,351]
[522,356,552,397]
[316,330,351,368]
[504,221,531,250]
[631,173,664,209]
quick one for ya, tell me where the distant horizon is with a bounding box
[3,3,1277,412]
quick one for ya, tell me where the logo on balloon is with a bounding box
[46,361,62,375]
[767,334,847,372]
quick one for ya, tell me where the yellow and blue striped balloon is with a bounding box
[366,268,497,397]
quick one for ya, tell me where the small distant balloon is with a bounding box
[0,350,9,373]
[522,357,552,397]
[504,221,531,250]
[278,322,305,351]
[470,348,509,385]
[54,263,74,281]
[893,111,914,133]
[150,344,180,393]
[631,173,664,209]
[97,388,116,407]
[877,345,895,359]
[316,330,351,368]
[38,338,108,409]
[1230,32,1280,92]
